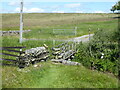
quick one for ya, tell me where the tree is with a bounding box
[111,1,120,13]
[111,6,116,13]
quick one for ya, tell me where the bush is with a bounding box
[74,28,119,75]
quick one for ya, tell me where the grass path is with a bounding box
[31,64,61,88]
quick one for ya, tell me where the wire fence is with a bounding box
[2,1,79,46]
[53,27,77,36]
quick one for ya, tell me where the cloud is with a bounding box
[8,1,32,6]
[9,2,17,5]
[15,7,28,12]
[28,8,44,12]
[8,1,19,6]
[76,11,83,13]
[65,3,81,8]
[2,0,118,2]
[94,11,106,13]
[52,11,64,13]
[14,7,44,13]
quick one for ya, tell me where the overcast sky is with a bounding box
[1,0,118,13]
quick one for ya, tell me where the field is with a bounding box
[2,13,118,39]
[1,13,119,88]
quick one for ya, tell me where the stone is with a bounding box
[34,65,38,67]
[51,59,63,63]
[62,60,81,66]
[18,45,49,68]
[52,48,61,51]
[25,47,46,55]
[41,60,45,62]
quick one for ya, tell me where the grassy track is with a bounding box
[2,61,118,88]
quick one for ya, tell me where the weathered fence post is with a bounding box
[19,0,23,43]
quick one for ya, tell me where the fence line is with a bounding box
[53,27,77,36]
[1,46,26,66]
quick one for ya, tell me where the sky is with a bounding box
[1,0,119,13]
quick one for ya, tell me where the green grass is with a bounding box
[22,19,118,40]
[2,36,64,63]
[2,61,118,88]
[1,13,119,88]
[2,13,118,40]
[2,36,65,50]
[2,13,118,31]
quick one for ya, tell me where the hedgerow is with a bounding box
[74,28,119,76]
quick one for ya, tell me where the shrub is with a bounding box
[74,28,119,75]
